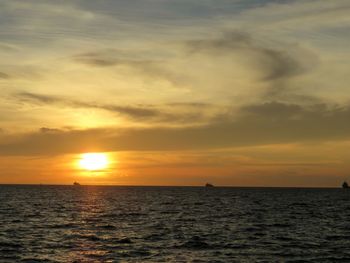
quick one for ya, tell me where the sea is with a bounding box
[1,185,350,262]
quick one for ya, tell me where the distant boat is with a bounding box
[73,182,81,186]
[205,183,214,187]
[342,181,349,189]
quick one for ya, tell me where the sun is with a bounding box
[79,153,109,171]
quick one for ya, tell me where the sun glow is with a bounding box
[79,153,109,171]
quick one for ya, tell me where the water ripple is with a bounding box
[1,186,350,261]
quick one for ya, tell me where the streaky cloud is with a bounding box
[2,101,350,155]
[16,92,161,119]
[73,50,184,85]
[39,127,63,133]
[0,72,10,79]
[14,92,215,123]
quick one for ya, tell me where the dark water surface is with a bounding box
[1,185,350,262]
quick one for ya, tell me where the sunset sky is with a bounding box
[0,0,350,186]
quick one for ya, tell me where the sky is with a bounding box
[0,0,350,186]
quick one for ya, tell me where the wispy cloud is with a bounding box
[0,72,10,79]
[2,101,350,155]
[1,0,350,185]
[14,91,218,124]
[72,49,186,85]
[16,92,163,120]
[185,31,318,98]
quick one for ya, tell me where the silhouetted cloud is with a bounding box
[2,101,350,155]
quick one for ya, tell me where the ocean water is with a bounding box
[1,186,350,262]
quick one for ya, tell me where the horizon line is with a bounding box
[0,183,341,189]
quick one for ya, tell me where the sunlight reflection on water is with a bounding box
[1,185,350,262]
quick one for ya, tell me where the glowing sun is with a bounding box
[79,153,109,171]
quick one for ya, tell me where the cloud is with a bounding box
[16,92,162,119]
[17,92,59,104]
[0,72,10,79]
[76,32,314,85]
[0,1,349,152]
[186,31,315,82]
[2,101,350,155]
[14,92,217,124]
[73,49,185,85]
[0,42,19,52]
[39,127,63,133]
[73,51,121,67]
[69,31,318,106]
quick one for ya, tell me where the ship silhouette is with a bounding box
[342,181,349,189]
[205,183,214,187]
[73,182,81,186]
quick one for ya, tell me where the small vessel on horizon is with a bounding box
[342,181,349,189]
[205,183,214,187]
[73,182,81,186]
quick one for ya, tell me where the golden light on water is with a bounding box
[79,153,109,171]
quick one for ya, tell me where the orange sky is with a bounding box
[1,0,350,186]
[1,142,349,186]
